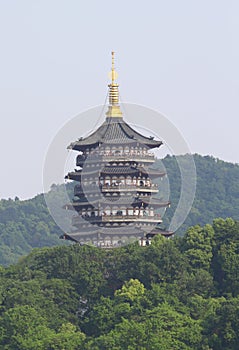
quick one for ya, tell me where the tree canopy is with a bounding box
[0,218,239,348]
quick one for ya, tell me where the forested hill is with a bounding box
[161,154,239,232]
[0,154,238,266]
[0,218,239,349]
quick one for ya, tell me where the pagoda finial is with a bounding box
[110,51,118,83]
[106,51,122,118]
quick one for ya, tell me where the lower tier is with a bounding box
[60,225,173,248]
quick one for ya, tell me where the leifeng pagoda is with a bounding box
[61,52,173,247]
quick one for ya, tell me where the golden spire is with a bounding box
[110,51,117,83]
[106,51,122,118]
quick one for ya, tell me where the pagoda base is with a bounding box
[60,225,173,248]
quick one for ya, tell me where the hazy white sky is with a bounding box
[0,0,238,199]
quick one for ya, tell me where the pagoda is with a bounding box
[62,52,172,247]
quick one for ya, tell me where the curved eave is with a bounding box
[67,117,163,151]
[141,199,170,208]
[139,168,166,178]
[65,172,82,181]
[69,139,162,152]
[147,228,174,238]
[60,233,79,242]
[118,119,163,149]
[61,226,174,244]
[69,141,100,152]
[64,198,170,210]
[65,169,99,181]
[101,166,139,176]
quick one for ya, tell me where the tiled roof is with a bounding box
[65,196,169,209]
[61,225,174,243]
[68,117,162,150]
[65,164,166,181]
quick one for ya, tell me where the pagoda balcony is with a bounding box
[102,153,155,163]
[101,183,158,193]
[74,183,159,196]
[72,214,162,226]
[76,153,155,166]
[102,214,162,223]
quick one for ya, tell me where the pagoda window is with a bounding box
[104,177,111,185]
[119,177,125,185]
[105,147,110,155]
[111,209,116,215]
[124,146,130,154]
[112,177,117,184]
[105,208,111,215]
[126,176,131,185]
[149,208,154,216]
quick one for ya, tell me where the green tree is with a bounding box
[183,224,214,271]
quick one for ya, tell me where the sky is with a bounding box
[0,0,238,200]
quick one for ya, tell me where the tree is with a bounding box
[183,224,214,271]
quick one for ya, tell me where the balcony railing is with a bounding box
[76,153,155,166]
[101,183,158,192]
[101,153,155,162]
[74,183,159,196]
[102,214,162,223]
[72,214,162,226]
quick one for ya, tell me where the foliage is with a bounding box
[161,154,239,234]
[0,218,238,348]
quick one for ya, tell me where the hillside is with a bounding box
[162,154,239,232]
[0,154,238,266]
[0,218,239,349]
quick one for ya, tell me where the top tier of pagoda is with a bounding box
[62,52,172,247]
[68,52,162,152]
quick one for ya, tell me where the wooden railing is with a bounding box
[72,214,162,225]
[101,183,158,191]
[76,153,155,166]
